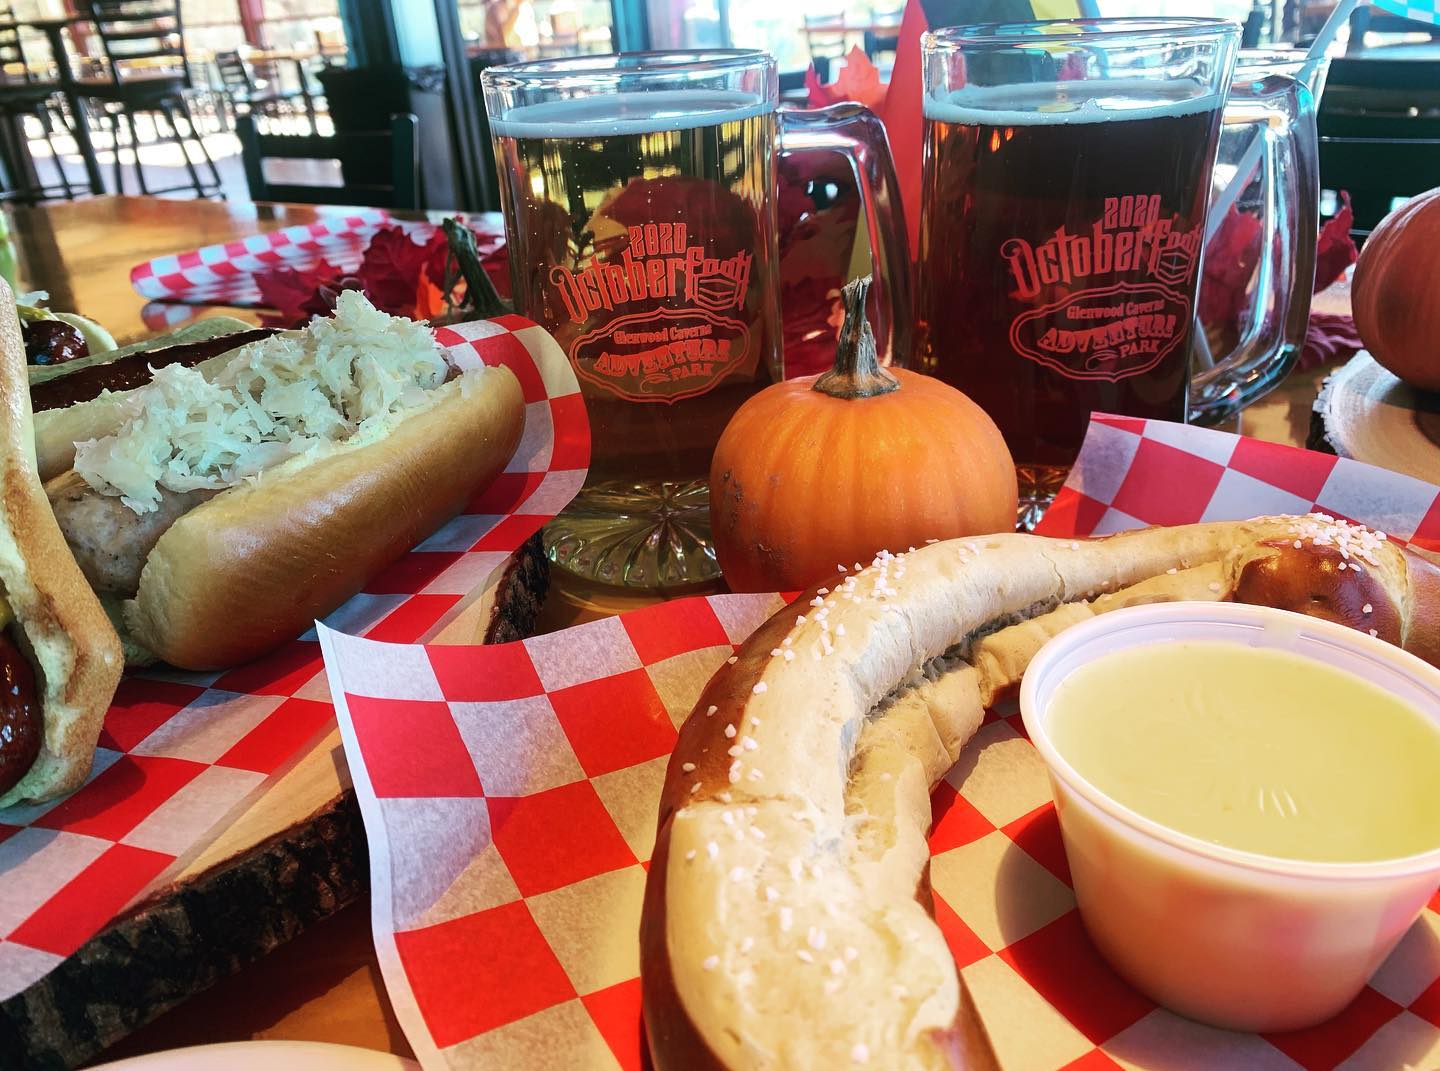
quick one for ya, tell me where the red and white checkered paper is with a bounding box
[129,211,505,309]
[0,314,588,1004]
[322,415,1440,1071]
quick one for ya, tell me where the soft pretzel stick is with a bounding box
[641,515,1440,1070]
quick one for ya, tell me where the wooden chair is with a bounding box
[803,13,848,65]
[74,0,221,198]
[864,7,904,65]
[215,49,311,133]
[237,112,418,209]
[0,8,76,200]
[1318,58,1440,238]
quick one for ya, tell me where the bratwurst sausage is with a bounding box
[45,471,217,596]
[30,328,275,413]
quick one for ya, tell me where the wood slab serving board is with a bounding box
[1311,351,1440,482]
[0,538,548,1071]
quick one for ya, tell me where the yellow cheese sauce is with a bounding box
[1048,640,1440,863]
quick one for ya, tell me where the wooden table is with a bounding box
[92,367,1339,1066]
[7,193,1340,1065]
[3,195,386,342]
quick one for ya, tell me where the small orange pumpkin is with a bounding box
[1352,186,1440,390]
[710,277,1017,593]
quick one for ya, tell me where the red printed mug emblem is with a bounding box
[1009,281,1191,382]
[571,307,750,402]
[1000,193,1202,382]
[550,222,754,404]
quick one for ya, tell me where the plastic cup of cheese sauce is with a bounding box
[1020,602,1440,1033]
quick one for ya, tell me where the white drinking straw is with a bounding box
[1299,0,1363,91]
[1196,6,1357,373]
[1207,0,1351,246]
[1205,135,1265,244]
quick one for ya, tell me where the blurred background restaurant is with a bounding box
[0,0,1435,229]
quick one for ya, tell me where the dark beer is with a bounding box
[916,83,1222,480]
[493,93,780,491]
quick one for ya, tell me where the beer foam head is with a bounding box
[924,78,1220,125]
[493,89,773,138]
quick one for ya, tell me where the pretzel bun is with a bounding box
[122,367,524,669]
[641,516,1439,1069]
[0,281,123,807]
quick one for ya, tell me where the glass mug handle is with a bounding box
[1189,72,1321,426]
[777,103,913,371]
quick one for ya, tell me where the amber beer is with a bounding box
[492,94,780,491]
[916,84,1222,483]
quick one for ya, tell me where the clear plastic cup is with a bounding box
[1020,602,1440,1032]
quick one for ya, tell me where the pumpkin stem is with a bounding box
[813,275,898,400]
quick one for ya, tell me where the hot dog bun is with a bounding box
[642,517,1437,1069]
[125,365,524,668]
[0,280,123,807]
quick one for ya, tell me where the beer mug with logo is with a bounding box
[482,51,906,589]
[916,19,1244,521]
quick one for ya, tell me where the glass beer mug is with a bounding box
[481,51,906,589]
[916,19,1314,524]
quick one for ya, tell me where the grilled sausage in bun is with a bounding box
[40,291,525,670]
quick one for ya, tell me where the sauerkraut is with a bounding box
[73,291,451,513]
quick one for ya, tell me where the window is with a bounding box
[645,0,903,73]
[455,0,613,56]
[181,0,247,53]
[256,0,346,51]
[178,0,346,54]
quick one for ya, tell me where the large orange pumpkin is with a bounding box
[710,278,1017,593]
[1352,186,1440,390]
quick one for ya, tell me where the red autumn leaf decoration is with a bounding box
[1297,196,1361,369]
[412,271,447,323]
[1198,206,1263,330]
[255,258,357,328]
[1200,192,1360,334]
[805,47,887,115]
[1298,310,1363,370]
[1314,192,1357,294]
[358,225,450,316]
[780,274,846,378]
[253,223,498,328]
[1199,192,1362,372]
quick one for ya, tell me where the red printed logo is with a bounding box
[571,307,750,403]
[1000,193,1201,382]
[1009,282,1191,382]
[550,222,753,404]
